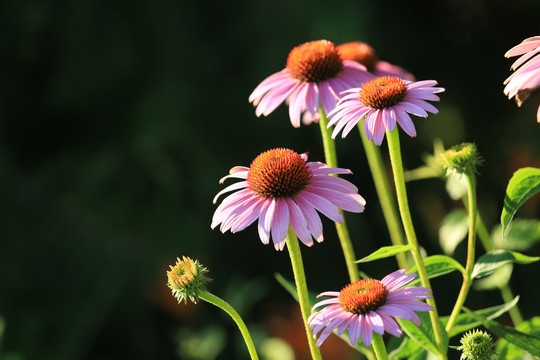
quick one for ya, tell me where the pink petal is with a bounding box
[295,196,324,242]
[271,199,290,250]
[286,198,313,246]
[297,191,344,223]
[289,82,310,128]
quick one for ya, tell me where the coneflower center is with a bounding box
[286,40,344,83]
[168,261,196,288]
[337,41,379,73]
[338,279,389,314]
[247,148,312,199]
[360,76,407,109]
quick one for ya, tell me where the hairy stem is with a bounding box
[199,291,260,360]
[319,107,359,282]
[286,229,323,360]
[358,120,408,269]
[386,128,447,360]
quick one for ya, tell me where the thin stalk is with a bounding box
[446,171,477,333]
[500,283,524,325]
[285,228,323,360]
[358,120,408,269]
[474,212,524,325]
[371,333,389,360]
[199,291,259,360]
[465,200,524,325]
[319,107,359,282]
[385,128,447,360]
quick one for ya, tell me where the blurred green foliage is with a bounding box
[0,0,539,359]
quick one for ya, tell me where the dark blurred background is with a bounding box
[1,0,540,359]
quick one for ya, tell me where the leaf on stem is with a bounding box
[501,167,540,234]
[463,307,540,357]
[396,312,448,357]
[471,250,539,279]
[441,296,520,337]
[408,255,466,286]
[356,245,412,263]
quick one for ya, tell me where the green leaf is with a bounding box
[397,312,448,357]
[356,244,412,263]
[388,336,422,359]
[463,308,540,357]
[472,250,540,278]
[439,209,469,255]
[473,263,513,291]
[496,316,540,359]
[491,218,540,251]
[275,273,321,307]
[441,296,520,337]
[501,167,540,234]
[408,255,465,286]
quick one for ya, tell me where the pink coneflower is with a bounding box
[249,40,373,127]
[336,41,415,81]
[504,36,540,122]
[308,269,433,347]
[327,76,444,145]
[211,148,365,250]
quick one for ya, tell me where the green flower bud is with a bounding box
[456,329,497,360]
[167,256,211,304]
[441,142,483,176]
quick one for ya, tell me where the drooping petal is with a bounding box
[297,191,344,223]
[270,199,290,250]
[257,198,275,245]
[285,198,313,246]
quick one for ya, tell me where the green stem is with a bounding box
[371,333,389,360]
[285,228,323,360]
[358,120,408,269]
[319,107,360,282]
[446,171,477,333]
[500,283,524,325]
[199,291,260,360]
[467,202,524,325]
[385,128,447,360]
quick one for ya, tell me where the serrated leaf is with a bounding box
[408,255,465,286]
[491,219,540,251]
[501,167,540,234]
[397,312,448,356]
[472,250,540,278]
[463,308,540,357]
[356,245,412,263]
[439,209,469,255]
[441,296,519,337]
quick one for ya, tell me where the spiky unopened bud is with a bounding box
[442,142,483,176]
[167,256,211,304]
[455,329,496,360]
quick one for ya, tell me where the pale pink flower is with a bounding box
[308,269,433,347]
[504,36,540,122]
[249,40,373,127]
[327,76,444,145]
[211,148,365,250]
[336,41,415,81]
